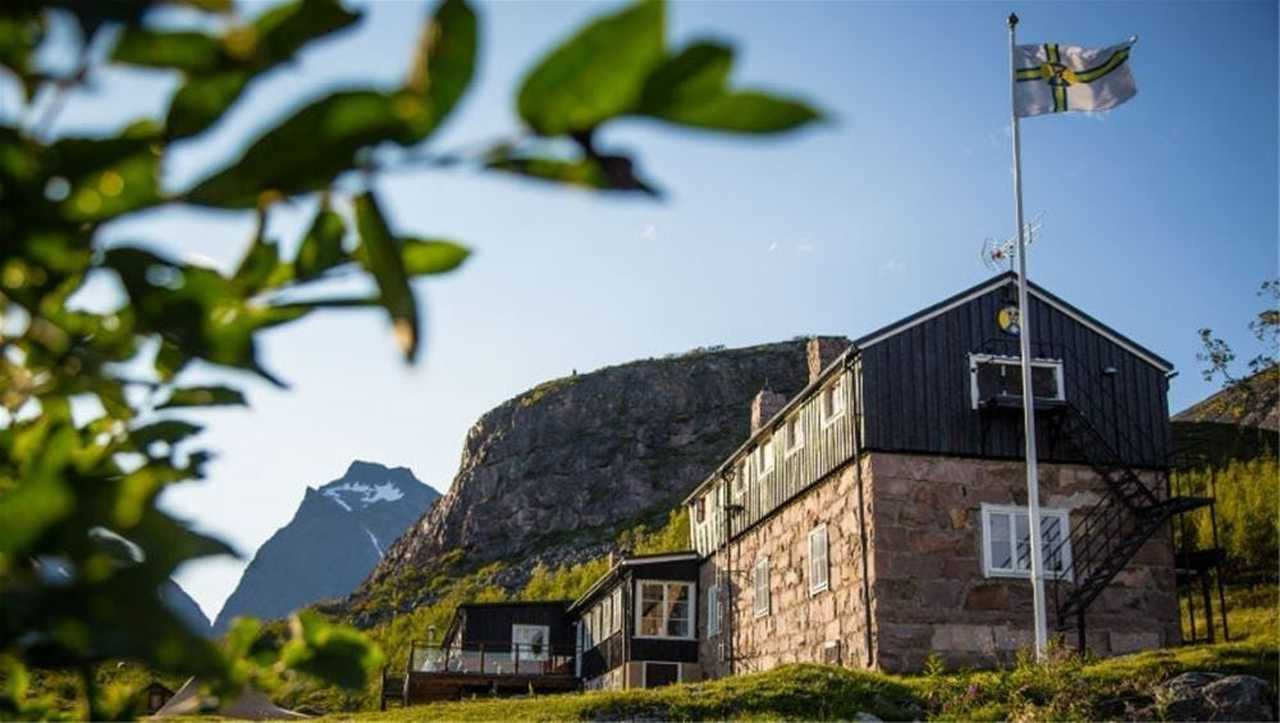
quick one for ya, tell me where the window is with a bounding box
[753,558,770,617]
[785,415,805,456]
[981,504,1073,580]
[969,354,1064,409]
[734,457,749,498]
[603,593,613,637]
[611,587,623,634]
[758,436,775,475]
[809,525,829,594]
[512,624,550,662]
[706,585,720,636]
[695,496,705,523]
[821,378,845,425]
[636,581,695,639]
[643,662,681,688]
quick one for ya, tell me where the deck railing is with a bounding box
[407,641,576,677]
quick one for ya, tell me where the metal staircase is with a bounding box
[978,338,1211,648]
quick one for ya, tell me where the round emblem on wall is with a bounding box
[997,305,1021,336]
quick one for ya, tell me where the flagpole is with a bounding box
[1007,11,1050,661]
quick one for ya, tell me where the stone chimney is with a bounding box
[750,389,788,433]
[807,336,847,384]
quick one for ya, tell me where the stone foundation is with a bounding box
[699,460,874,678]
[698,451,1180,677]
[865,452,1180,671]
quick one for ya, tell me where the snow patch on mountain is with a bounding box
[321,481,406,511]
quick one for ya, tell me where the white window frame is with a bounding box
[980,503,1073,581]
[821,378,846,427]
[511,624,550,662]
[784,415,805,457]
[759,436,775,475]
[611,586,623,635]
[808,525,829,595]
[753,558,770,617]
[734,457,749,499]
[968,353,1065,410]
[706,585,720,637]
[634,580,697,640]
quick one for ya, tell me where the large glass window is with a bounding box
[636,581,695,639]
[981,504,1072,580]
[969,355,1064,409]
[512,624,549,662]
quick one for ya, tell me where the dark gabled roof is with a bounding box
[567,552,700,614]
[456,600,572,610]
[681,272,1175,506]
[853,271,1174,372]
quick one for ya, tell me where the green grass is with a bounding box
[324,592,1276,722]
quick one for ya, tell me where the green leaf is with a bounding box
[517,0,664,136]
[252,0,361,65]
[354,192,419,361]
[111,28,223,73]
[186,91,414,208]
[295,201,347,281]
[486,152,658,195]
[0,427,75,556]
[166,70,251,139]
[154,0,361,139]
[637,41,732,113]
[403,0,477,140]
[130,420,203,447]
[401,238,469,276]
[281,611,383,690]
[157,386,246,410]
[646,90,821,134]
[233,226,283,297]
[46,133,165,222]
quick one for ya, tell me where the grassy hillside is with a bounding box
[332,591,1277,722]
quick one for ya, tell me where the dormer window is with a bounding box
[969,354,1064,410]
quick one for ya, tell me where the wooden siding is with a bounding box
[457,603,575,650]
[690,368,857,556]
[858,285,1171,468]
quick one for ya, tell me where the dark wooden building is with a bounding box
[569,552,701,689]
[383,601,578,707]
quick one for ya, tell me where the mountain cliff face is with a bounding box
[160,580,213,638]
[359,340,836,605]
[214,461,440,632]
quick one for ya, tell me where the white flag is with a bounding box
[1013,41,1136,117]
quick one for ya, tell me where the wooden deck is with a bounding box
[381,669,580,708]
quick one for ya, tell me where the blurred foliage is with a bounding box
[0,0,820,716]
[1176,457,1279,582]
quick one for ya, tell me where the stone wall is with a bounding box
[698,460,874,678]
[865,451,1180,671]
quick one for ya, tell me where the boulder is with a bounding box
[1144,672,1277,721]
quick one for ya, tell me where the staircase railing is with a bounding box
[976,337,1191,640]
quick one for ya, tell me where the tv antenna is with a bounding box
[981,211,1045,272]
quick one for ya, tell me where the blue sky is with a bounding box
[9,1,1276,620]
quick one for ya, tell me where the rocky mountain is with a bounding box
[1173,366,1279,431]
[213,461,440,632]
[356,339,841,610]
[160,580,213,638]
